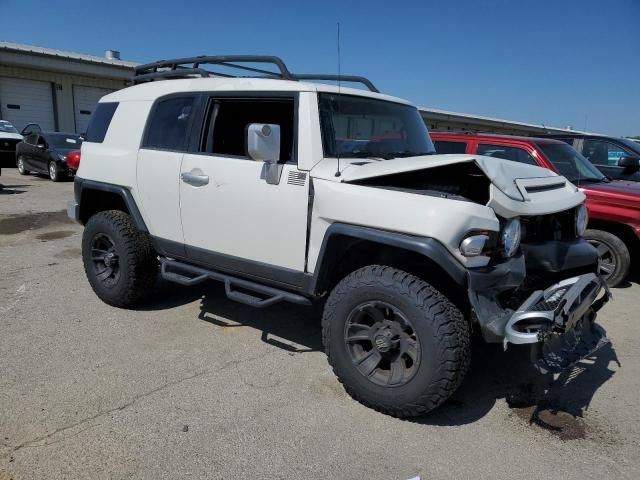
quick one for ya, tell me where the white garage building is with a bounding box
[0,42,135,134]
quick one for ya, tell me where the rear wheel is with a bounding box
[322,265,470,418]
[82,210,157,307]
[48,161,60,182]
[585,229,630,287]
[17,156,29,175]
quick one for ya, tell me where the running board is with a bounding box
[159,258,311,308]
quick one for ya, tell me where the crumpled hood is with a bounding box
[314,154,563,201]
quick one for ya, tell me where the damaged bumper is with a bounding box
[467,239,611,372]
[504,273,609,346]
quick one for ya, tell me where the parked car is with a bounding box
[545,133,640,182]
[16,131,83,181]
[432,132,640,286]
[68,54,609,418]
[0,120,23,167]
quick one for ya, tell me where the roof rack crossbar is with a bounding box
[293,74,379,92]
[132,56,379,92]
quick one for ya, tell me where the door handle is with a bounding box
[181,171,209,186]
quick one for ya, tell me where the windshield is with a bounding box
[318,93,435,159]
[47,133,83,149]
[538,142,606,183]
[0,121,19,134]
[620,138,640,154]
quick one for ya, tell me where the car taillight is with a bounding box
[66,150,81,170]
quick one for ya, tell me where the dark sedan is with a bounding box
[16,132,83,182]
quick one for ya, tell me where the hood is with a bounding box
[0,132,23,141]
[312,154,565,201]
[582,179,640,197]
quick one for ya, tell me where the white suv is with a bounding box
[68,56,610,417]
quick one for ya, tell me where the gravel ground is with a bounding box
[1,168,639,480]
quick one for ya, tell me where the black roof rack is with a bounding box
[132,55,379,92]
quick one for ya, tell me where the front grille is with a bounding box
[0,139,20,152]
[521,207,577,242]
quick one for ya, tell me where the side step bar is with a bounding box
[159,258,312,308]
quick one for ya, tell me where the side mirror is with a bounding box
[247,123,282,184]
[619,156,640,173]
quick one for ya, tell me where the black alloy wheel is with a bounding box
[90,233,121,286]
[344,301,420,387]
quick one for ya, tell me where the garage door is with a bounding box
[73,85,114,134]
[0,77,56,132]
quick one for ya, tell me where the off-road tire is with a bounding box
[17,156,29,175]
[584,229,630,287]
[322,265,470,418]
[82,210,157,307]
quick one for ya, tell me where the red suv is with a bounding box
[431,132,640,287]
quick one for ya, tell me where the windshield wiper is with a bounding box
[384,150,436,158]
[342,151,395,160]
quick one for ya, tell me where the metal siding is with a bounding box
[0,76,55,131]
[73,85,114,133]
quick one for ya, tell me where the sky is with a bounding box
[1,0,638,136]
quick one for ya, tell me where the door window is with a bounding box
[583,139,631,166]
[200,98,295,163]
[477,144,537,165]
[434,140,467,154]
[143,96,195,151]
[25,133,39,145]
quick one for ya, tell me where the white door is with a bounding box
[0,77,56,132]
[180,155,310,270]
[179,96,309,272]
[73,85,114,134]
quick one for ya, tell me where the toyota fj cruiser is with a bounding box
[68,56,611,417]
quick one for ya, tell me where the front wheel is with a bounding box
[322,265,470,418]
[17,156,29,175]
[585,229,630,287]
[82,210,158,307]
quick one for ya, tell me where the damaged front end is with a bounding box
[468,237,611,374]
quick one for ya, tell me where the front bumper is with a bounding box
[505,273,611,373]
[504,273,609,346]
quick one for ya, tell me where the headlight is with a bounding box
[501,218,521,257]
[576,204,588,237]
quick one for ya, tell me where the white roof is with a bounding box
[103,76,413,104]
[0,41,138,69]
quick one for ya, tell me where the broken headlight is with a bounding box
[576,204,588,237]
[501,218,521,257]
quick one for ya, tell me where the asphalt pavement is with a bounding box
[1,168,639,480]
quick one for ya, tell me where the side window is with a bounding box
[434,140,467,154]
[85,102,119,143]
[583,139,630,166]
[144,96,195,151]
[25,133,39,145]
[477,143,537,166]
[201,97,295,163]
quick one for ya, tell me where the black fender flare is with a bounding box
[308,223,467,295]
[74,177,148,232]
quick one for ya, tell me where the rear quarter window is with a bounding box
[84,102,119,143]
[143,96,195,151]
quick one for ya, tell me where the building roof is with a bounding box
[419,106,586,135]
[0,41,138,69]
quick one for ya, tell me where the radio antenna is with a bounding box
[335,22,342,177]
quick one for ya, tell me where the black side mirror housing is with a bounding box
[619,156,640,173]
